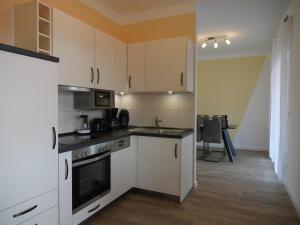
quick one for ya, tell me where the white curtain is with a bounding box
[269,16,293,181]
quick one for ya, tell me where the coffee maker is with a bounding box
[105,108,119,129]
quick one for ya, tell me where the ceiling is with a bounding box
[196,0,291,59]
[81,0,195,25]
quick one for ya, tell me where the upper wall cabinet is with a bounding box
[53,9,94,88]
[14,0,52,55]
[115,40,128,93]
[94,29,115,90]
[146,37,194,92]
[128,42,146,92]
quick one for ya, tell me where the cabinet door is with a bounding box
[59,152,72,225]
[114,39,128,93]
[138,137,180,196]
[20,206,58,225]
[53,9,94,88]
[146,37,188,92]
[0,51,58,212]
[128,42,146,92]
[95,29,115,90]
[111,147,132,201]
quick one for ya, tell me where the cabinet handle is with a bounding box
[52,127,56,150]
[13,205,37,218]
[88,204,100,213]
[129,75,132,88]
[91,67,94,83]
[65,159,69,180]
[175,143,178,159]
[180,72,184,87]
[97,68,100,84]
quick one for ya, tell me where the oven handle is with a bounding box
[72,152,110,167]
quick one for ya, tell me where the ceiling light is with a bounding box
[214,41,218,49]
[226,39,231,45]
[201,42,207,48]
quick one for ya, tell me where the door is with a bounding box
[128,42,146,92]
[146,37,187,92]
[0,51,58,212]
[59,152,72,225]
[114,39,128,93]
[138,137,180,196]
[111,147,132,201]
[53,9,94,88]
[94,29,115,90]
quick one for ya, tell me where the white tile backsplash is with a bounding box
[117,93,195,128]
[58,91,104,134]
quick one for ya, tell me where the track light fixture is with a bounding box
[199,35,231,49]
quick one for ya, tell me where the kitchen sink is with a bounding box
[128,128,185,134]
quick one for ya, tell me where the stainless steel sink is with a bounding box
[129,128,184,134]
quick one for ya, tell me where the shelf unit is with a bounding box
[14,0,52,55]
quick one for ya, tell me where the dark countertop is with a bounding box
[0,43,59,63]
[59,127,194,153]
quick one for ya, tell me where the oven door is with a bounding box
[72,151,111,213]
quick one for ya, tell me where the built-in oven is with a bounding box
[72,141,111,213]
[74,89,115,110]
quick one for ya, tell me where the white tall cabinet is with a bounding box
[0,50,58,224]
[53,8,94,88]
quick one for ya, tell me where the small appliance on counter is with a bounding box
[118,109,129,128]
[92,118,109,133]
[106,108,119,129]
[77,115,91,134]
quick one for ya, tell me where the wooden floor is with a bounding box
[83,151,300,225]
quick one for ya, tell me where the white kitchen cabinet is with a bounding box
[137,134,194,201]
[111,146,132,201]
[138,137,181,196]
[146,36,194,92]
[131,136,138,187]
[0,51,58,214]
[114,39,128,93]
[128,42,146,92]
[94,29,115,90]
[19,206,58,225]
[53,8,94,88]
[59,151,72,225]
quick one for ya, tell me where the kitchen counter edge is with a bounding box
[58,129,194,153]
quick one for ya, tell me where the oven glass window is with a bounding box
[94,91,111,107]
[72,155,110,211]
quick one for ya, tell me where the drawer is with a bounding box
[0,189,58,225]
[72,193,111,225]
[19,206,58,225]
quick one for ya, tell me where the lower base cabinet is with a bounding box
[20,206,58,225]
[137,134,194,202]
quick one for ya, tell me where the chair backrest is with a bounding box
[213,115,228,129]
[196,115,209,142]
[203,117,222,143]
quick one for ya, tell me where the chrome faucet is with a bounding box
[155,115,163,129]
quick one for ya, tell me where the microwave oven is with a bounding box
[74,89,115,109]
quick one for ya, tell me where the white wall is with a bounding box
[116,93,194,129]
[285,0,300,217]
[234,57,270,151]
[58,91,104,134]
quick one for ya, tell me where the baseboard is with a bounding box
[284,183,300,219]
[197,142,268,151]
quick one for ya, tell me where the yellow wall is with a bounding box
[197,56,266,137]
[0,0,195,45]
[120,13,195,43]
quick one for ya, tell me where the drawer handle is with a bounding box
[88,204,100,213]
[175,143,178,159]
[13,205,37,218]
